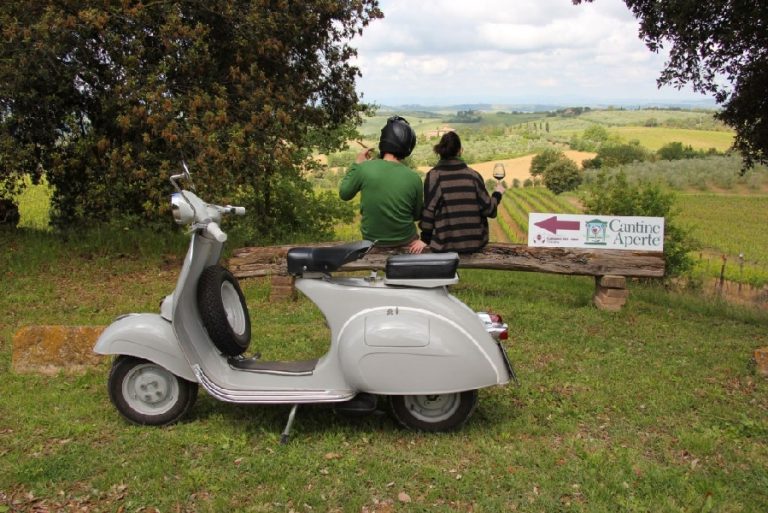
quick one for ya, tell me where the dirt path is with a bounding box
[471,151,597,182]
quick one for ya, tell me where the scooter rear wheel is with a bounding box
[108,356,198,426]
[388,390,478,432]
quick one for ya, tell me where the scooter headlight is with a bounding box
[171,193,195,225]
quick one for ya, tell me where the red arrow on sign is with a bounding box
[534,215,581,234]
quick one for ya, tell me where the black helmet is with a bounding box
[379,116,416,160]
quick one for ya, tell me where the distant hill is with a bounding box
[376,99,718,114]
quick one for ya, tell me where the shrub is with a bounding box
[580,171,698,279]
[530,148,566,177]
[595,142,651,168]
[542,158,582,194]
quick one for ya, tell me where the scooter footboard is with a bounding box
[337,307,510,395]
[94,313,196,382]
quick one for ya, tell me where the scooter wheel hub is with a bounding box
[403,393,461,423]
[122,363,179,414]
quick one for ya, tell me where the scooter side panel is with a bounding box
[338,307,507,395]
[93,313,196,382]
[298,278,511,396]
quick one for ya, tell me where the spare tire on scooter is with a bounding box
[197,265,251,356]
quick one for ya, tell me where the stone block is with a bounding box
[12,325,106,375]
[596,275,627,289]
[595,286,630,299]
[269,274,297,301]
[755,347,768,377]
[593,293,626,312]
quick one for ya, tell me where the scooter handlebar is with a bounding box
[227,205,246,216]
[205,221,227,243]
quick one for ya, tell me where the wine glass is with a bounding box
[492,163,506,181]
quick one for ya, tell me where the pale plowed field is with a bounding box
[419,150,597,181]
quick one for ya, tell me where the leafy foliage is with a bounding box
[529,149,582,194]
[582,141,651,169]
[445,109,482,123]
[580,171,697,278]
[530,148,566,177]
[656,141,719,161]
[542,158,582,195]
[573,0,768,168]
[0,1,381,237]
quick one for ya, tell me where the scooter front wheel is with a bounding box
[389,390,478,432]
[108,356,198,426]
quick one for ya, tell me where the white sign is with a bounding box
[527,213,665,251]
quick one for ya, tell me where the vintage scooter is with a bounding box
[95,166,517,441]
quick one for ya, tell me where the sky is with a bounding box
[352,0,715,107]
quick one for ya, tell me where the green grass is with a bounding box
[2,107,767,510]
[2,224,767,512]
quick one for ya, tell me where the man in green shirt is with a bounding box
[339,116,426,252]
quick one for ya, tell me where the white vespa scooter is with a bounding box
[95,166,517,441]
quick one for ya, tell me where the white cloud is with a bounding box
[353,0,711,105]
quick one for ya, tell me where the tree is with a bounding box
[573,0,768,168]
[0,2,381,236]
[582,125,610,144]
[542,158,582,195]
[530,148,566,177]
[583,141,650,169]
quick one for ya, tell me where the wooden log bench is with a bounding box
[228,243,665,311]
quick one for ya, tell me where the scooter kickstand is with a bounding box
[280,404,299,445]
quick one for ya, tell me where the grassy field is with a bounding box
[3,107,768,511]
[1,224,767,512]
[611,127,733,152]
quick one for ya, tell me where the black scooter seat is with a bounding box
[287,240,373,275]
[385,252,459,280]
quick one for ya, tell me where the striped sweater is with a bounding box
[419,159,502,253]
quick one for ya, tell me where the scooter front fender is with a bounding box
[94,313,196,382]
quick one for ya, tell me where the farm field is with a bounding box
[677,194,768,286]
[612,127,733,152]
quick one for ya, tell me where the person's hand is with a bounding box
[406,239,427,254]
[355,148,375,163]
[494,182,506,195]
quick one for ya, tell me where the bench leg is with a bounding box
[594,275,629,311]
[270,274,297,301]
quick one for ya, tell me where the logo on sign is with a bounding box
[585,219,607,246]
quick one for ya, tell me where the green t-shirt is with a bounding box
[339,159,423,245]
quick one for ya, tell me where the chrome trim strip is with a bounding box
[193,365,355,404]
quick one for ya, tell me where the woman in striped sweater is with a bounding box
[417,131,505,253]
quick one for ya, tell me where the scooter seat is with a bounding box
[287,240,373,275]
[385,252,459,280]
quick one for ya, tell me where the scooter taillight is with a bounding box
[488,313,503,324]
[478,311,509,341]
